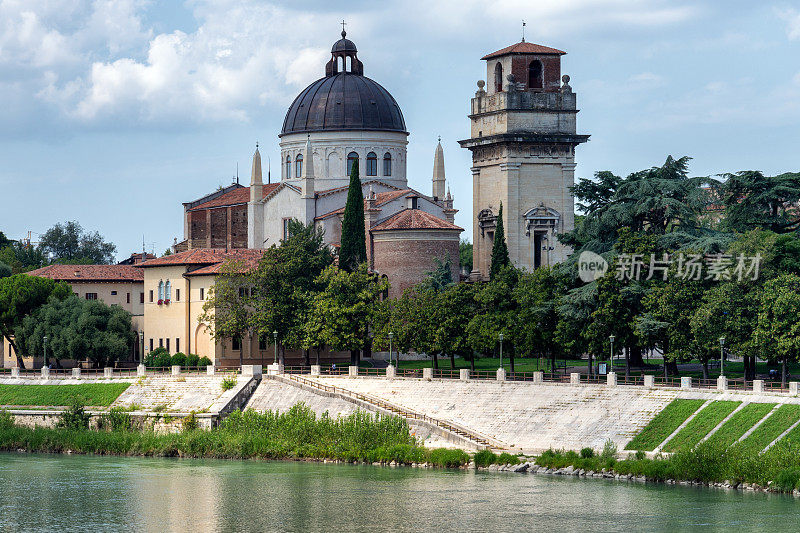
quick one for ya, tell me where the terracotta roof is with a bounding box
[481,41,565,60]
[315,179,400,198]
[370,209,463,232]
[188,183,281,211]
[315,189,415,220]
[138,248,265,269]
[26,264,144,283]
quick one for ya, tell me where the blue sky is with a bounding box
[1,0,799,260]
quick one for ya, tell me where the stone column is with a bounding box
[570,372,580,384]
[137,364,146,377]
[348,365,359,377]
[790,382,799,396]
[72,368,81,379]
[41,367,49,379]
[104,367,114,378]
[422,368,433,381]
[681,377,692,389]
[460,369,470,381]
[241,365,262,378]
[206,365,215,376]
[386,365,397,379]
[717,376,728,391]
[533,371,543,383]
[11,367,19,378]
[643,375,655,388]
[606,372,617,387]
[310,365,321,376]
[752,380,764,393]
[171,365,181,376]
[496,368,506,382]
[267,363,284,376]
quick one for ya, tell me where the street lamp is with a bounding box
[609,335,615,375]
[499,333,504,370]
[42,336,48,369]
[139,331,144,363]
[389,332,394,367]
[273,330,278,365]
[719,337,725,377]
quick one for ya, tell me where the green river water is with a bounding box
[0,453,797,532]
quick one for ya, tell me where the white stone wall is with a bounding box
[279,130,408,190]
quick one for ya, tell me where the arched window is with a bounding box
[366,152,377,176]
[494,62,503,92]
[347,151,359,175]
[285,156,291,179]
[295,154,303,178]
[165,280,171,301]
[383,152,392,176]
[528,60,543,89]
[158,280,164,301]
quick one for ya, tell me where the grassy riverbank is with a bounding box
[0,406,470,467]
[0,383,130,407]
[536,439,800,493]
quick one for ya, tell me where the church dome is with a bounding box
[280,32,407,137]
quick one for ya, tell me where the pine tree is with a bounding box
[490,202,510,279]
[339,159,367,271]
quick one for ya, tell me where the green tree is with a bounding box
[0,242,46,273]
[200,259,253,366]
[512,266,566,373]
[339,162,367,271]
[17,296,135,368]
[0,262,10,279]
[306,264,388,365]
[489,203,510,280]
[0,232,12,249]
[0,274,71,368]
[467,265,519,371]
[38,221,117,264]
[718,171,800,233]
[418,256,454,293]
[753,274,800,387]
[459,239,473,272]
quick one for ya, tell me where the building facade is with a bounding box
[459,41,589,279]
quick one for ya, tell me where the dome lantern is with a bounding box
[326,30,363,76]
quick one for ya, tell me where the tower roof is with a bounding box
[481,41,565,60]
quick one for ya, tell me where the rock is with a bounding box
[514,463,529,473]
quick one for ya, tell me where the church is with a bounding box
[176,30,462,298]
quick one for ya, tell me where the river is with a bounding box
[0,453,796,532]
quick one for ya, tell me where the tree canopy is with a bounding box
[38,221,117,264]
[339,162,367,271]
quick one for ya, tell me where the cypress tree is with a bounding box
[489,202,510,279]
[339,159,367,271]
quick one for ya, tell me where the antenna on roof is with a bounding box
[522,20,526,42]
[236,162,239,185]
[267,155,271,184]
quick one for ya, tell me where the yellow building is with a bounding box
[2,264,144,368]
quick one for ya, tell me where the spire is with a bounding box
[301,135,315,198]
[249,143,263,203]
[432,138,446,199]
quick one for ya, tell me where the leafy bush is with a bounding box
[171,352,187,367]
[427,448,470,468]
[186,353,200,367]
[496,452,520,465]
[580,447,595,459]
[774,469,800,492]
[182,411,198,432]
[0,410,14,430]
[635,450,646,460]
[601,439,618,461]
[474,449,497,467]
[144,347,171,368]
[199,356,212,367]
[221,377,237,391]
[98,407,132,431]
[57,402,90,430]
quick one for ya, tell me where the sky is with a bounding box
[1,0,799,260]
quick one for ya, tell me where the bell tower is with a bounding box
[459,41,589,279]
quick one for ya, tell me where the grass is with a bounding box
[0,404,471,468]
[624,399,705,451]
[0,383,130,407]
[662,401,741,453]
[736,404,800,454]
[704,403,775,449]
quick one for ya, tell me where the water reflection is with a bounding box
[0,454,796,532]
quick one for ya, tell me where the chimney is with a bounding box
[406,195,419,210]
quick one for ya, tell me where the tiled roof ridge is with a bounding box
[370,208,463,232]
[481,41,566,60]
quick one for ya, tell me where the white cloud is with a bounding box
[778,7,800,40]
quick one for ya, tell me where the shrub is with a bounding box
[199,356,212,367]
[171,352,187,367]
[182,411,198,432]
[57,402,90,430]
[774,469,800,492]
[474,449,497,467]
[221,377,237,391]
[98,407,132,431]
[427,448,470,468]
[635,450,646,461]
[186,353,200,367]
[580,447,595,459]
[497,452,520,465]
[144,347,171,368]
[601,439,618,461]
[0,410,13,430]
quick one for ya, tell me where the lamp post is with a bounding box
[719,337,725,377]
[42,336,48,369]
[499,333,504,371]
[139,331,144,363]
[609,335,615,375]
[273,330,278,365]
[389,332,394,367]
